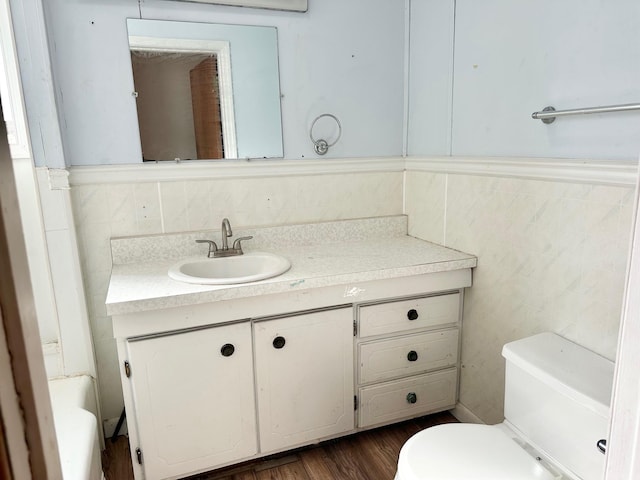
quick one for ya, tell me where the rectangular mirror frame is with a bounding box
[127,18,284,161]
[172,0,307,12]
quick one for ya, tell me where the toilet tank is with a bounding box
[502,333,614,480]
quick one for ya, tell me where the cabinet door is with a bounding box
[254,308,354,453]
[126,322,256,480]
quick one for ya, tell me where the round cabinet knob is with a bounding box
[220,343,235,357]
[407,350,418,362]
[272,336,286,349]
[407,309,419,321]
[406,392,418,404]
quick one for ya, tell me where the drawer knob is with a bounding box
[220,343,235,357]
[407,309,419,321]
[406,392,418,404]
[407,350,418,362]
[273,336,286,349]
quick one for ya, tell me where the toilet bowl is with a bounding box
[395,333,614,480]
[396,423,563,480]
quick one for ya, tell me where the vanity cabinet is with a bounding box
[113,271,471,479]
[123,322,257,480]
[355,292,461,428]
[254,307,354,453]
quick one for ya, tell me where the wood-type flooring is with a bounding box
[102,411,457,480]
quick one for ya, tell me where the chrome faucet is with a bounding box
[221,218,232,250]
[196,218,253,258]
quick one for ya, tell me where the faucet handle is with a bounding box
[196,239,218,258]
[232,236,253,254]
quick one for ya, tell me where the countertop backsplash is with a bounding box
[110,215,409,265]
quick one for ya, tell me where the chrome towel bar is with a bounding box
[532,103,640,124]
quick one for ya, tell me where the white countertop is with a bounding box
[106,234,477,316]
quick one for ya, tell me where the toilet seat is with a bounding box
[396,424,563,480]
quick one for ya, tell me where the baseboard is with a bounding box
[450,402,485,424]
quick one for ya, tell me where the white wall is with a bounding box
[44,0,406,165]
[8,0,65,168]
[35,169,97,379]
[407,0,454,155]
[408,0,640,159]
[13,160,60,346]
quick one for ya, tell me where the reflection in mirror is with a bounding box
[127,19,284,161]
[132,52,225,161]
[129,37,236,161]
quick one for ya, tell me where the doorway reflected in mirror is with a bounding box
[131,51,225,161]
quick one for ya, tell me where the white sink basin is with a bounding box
[168,252,291,285]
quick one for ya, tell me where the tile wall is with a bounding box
[406,171,635,423]
[70,171,404,428]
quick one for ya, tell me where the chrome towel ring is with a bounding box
[309,113,342,155]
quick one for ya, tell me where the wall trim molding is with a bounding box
[406,156,639,187]
[67,156,639,187]
[68,157,406,185]
[171,0,308,12]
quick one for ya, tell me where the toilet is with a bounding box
[395,332,614,480]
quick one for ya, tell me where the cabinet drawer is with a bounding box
[358,293,460,338]
[358,329,458,384]
[358,368,457,428]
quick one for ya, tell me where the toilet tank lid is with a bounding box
[502,333,614,418]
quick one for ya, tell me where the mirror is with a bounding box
[127,19,284,161]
